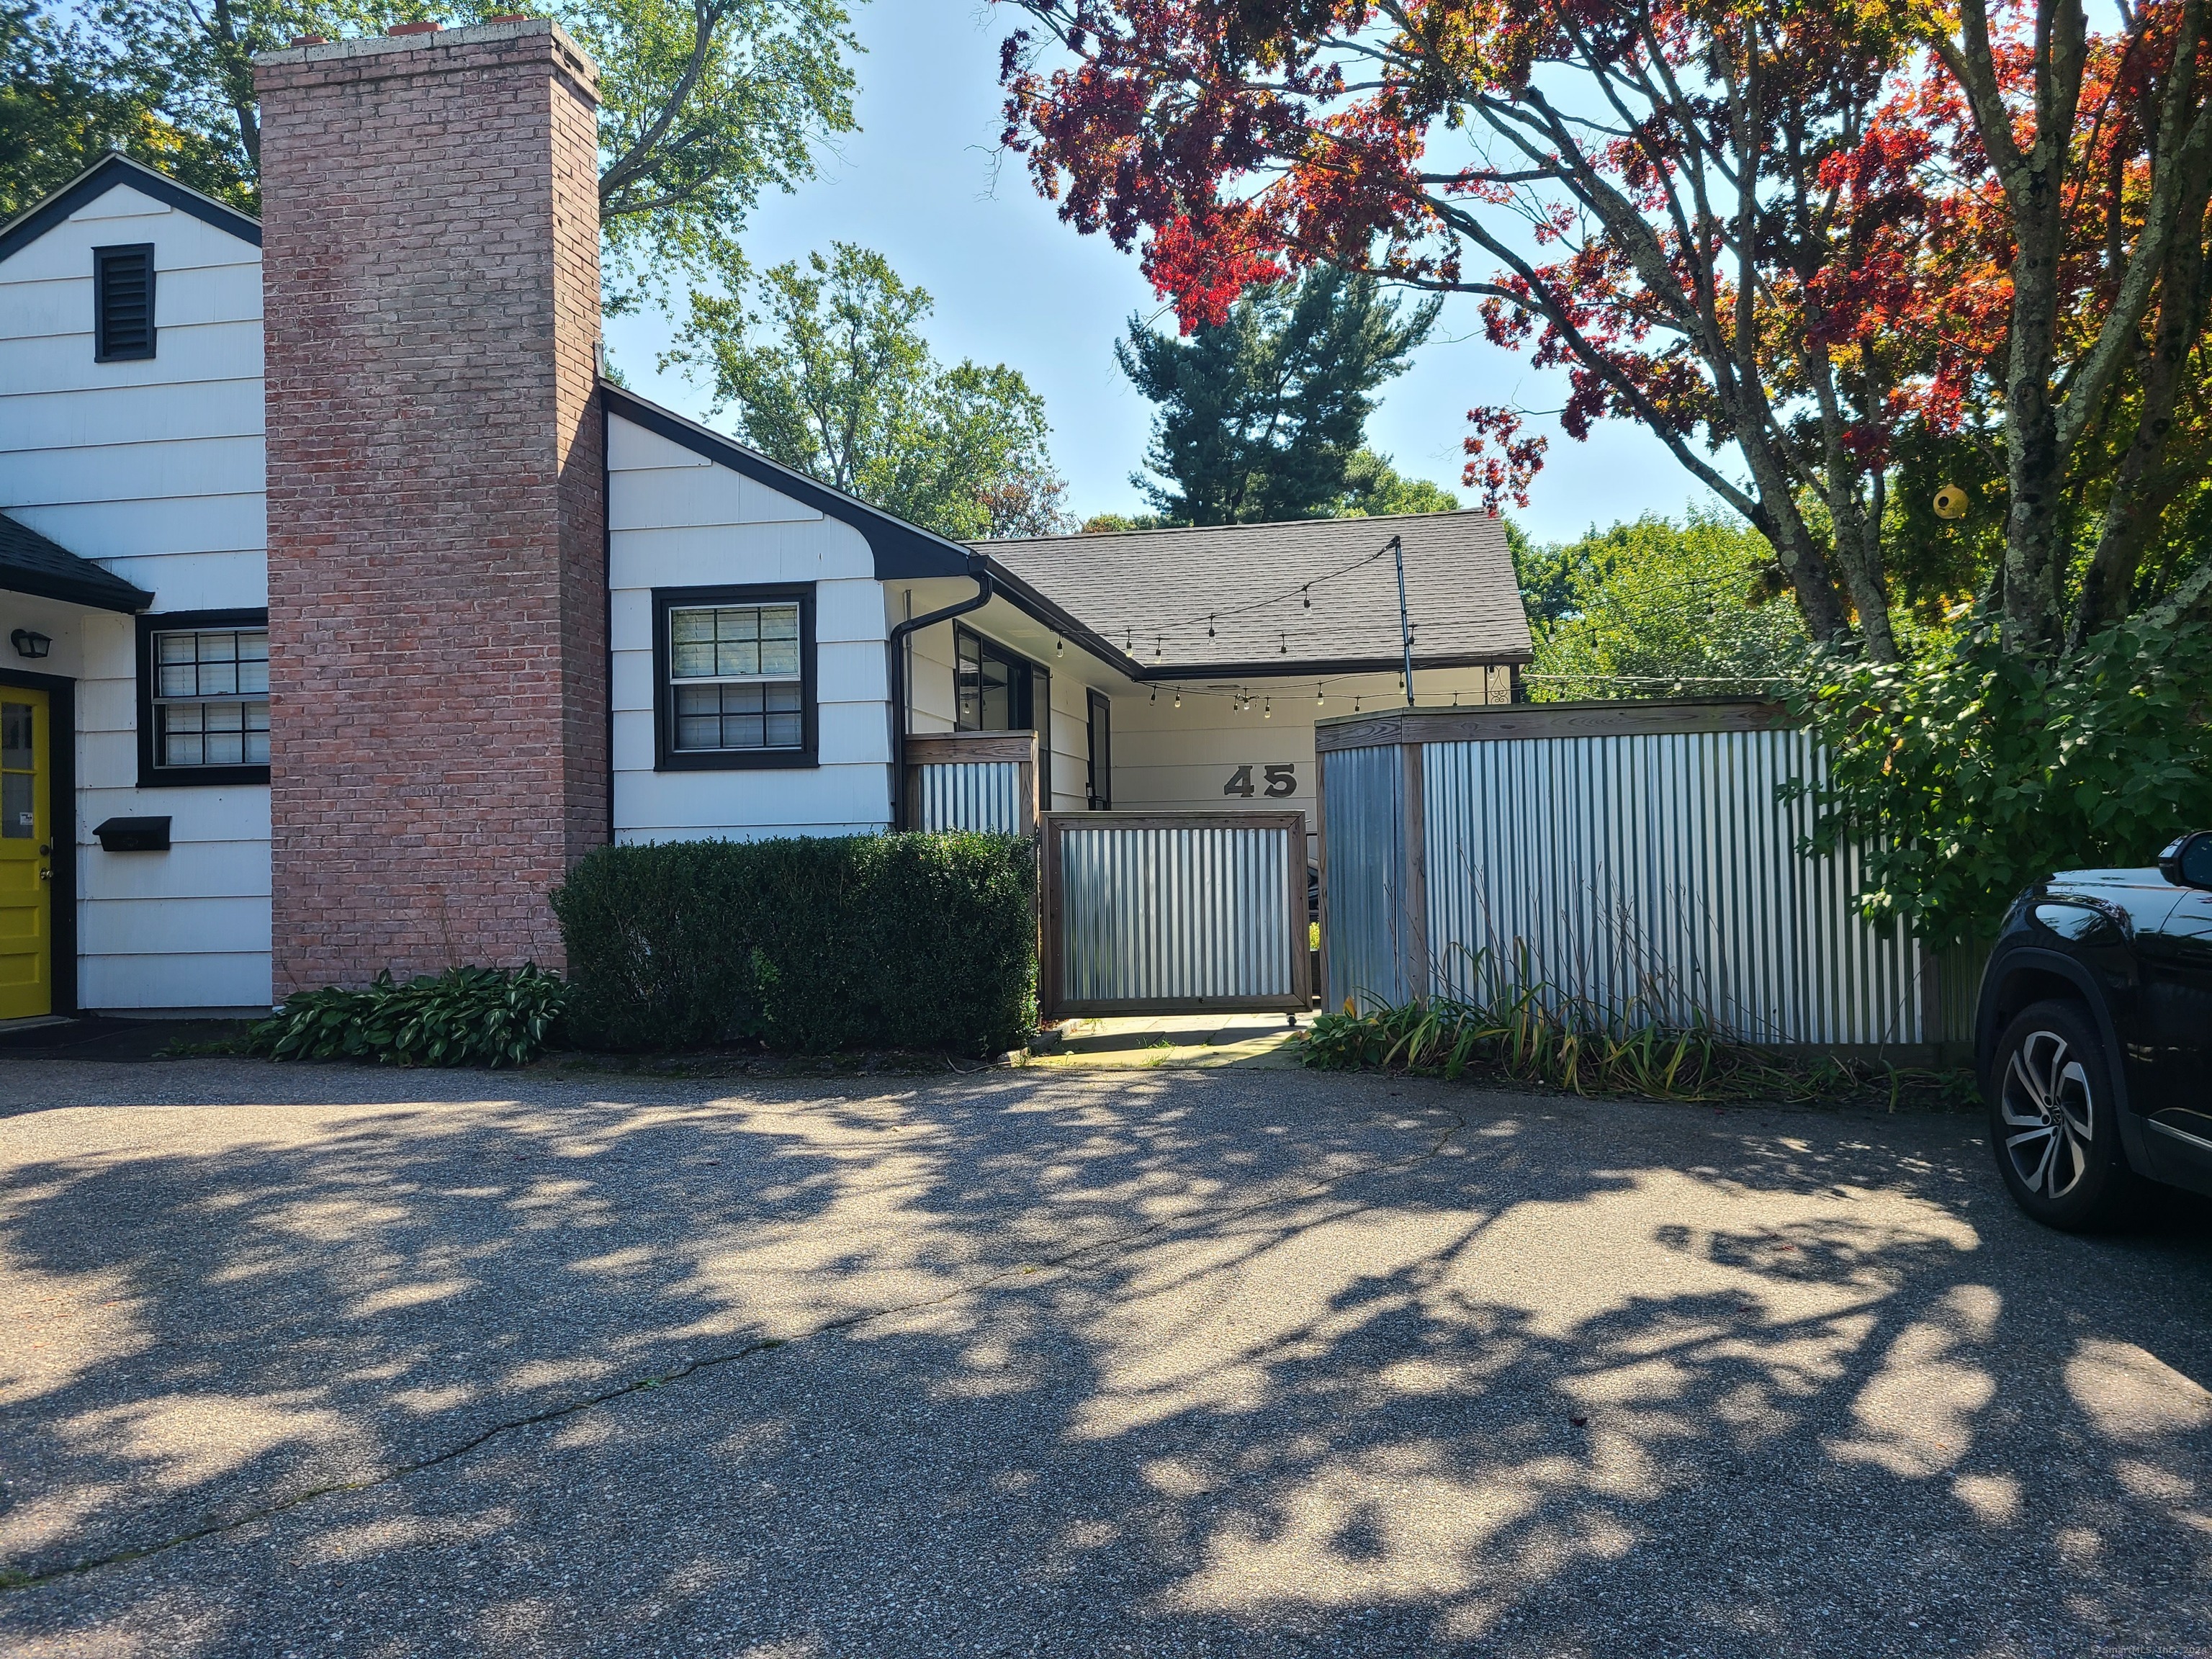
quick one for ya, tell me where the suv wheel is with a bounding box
[1990,999,2139,1231]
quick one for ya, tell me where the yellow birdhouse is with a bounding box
[1933,485,1969,520]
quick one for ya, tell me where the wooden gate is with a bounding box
[1040,811,1310,1017]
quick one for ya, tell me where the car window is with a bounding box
[2185,836,2212,888]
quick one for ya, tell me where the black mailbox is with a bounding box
[93,816,171,852]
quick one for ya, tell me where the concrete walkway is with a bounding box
[0,1059,2207,1655]
[1028,1012,1308,1069]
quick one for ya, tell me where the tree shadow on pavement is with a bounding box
[0,1063,2207,1656]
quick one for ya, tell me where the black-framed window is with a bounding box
[954,624,1049,804]
[1086,688,1112,811]
[652,583,817,770]
[94,245,155,362]
[136,609,269,787]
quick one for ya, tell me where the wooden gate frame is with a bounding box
[1040,810,1311,1018]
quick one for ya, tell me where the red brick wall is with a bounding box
[257,20,606,990]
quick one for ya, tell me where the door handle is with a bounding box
[37,868,53,882]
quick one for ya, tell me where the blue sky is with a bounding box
[602,0,1695,545]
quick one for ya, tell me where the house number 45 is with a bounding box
[1224,764,1297,799]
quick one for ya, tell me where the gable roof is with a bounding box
[0,511,154,613]
[0,154,261,267]
[601,383,974,584]
[979,512,1534,676]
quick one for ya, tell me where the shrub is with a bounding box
[550,832,1036,1054]
[248,966,567,1068]
[1790,616,2212,947]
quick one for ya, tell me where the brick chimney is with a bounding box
[256,19,606,991]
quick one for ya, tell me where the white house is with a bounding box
[0,20,1530,1022]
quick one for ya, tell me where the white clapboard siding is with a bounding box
[608,409,895,846]
[0,180,273,1010]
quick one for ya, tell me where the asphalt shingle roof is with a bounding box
[0,511,153,613]
[975,511,1532,675]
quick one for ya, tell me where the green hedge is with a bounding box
[550,832,1037,1054]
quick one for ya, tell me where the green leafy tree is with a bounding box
[1116,268,1439,526]
[1333,449,1458,518]
[1517,510,1809,699]
[1795,616,2212,948]
[668,242,1072,541]
[69,0,858,308]
[1,0,245,215]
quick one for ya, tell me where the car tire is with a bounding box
[1987,998,2141,1232]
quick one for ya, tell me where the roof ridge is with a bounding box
[975,506,1492,549]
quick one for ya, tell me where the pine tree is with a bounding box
[1115,269,1440,526]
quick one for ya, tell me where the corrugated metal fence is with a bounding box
[917,763,1024,835]
[1317,700,1975,1052]
[904,731,1038,836]
[1043,812,1309,1016]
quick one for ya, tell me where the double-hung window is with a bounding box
[653,585,817,770]
[136,610,270,786]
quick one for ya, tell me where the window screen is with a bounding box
[667,603,804,751]
[94,245,155,361]
[152,627,269,768]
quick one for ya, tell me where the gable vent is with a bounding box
[94,244,156,362]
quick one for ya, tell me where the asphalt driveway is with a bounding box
[0,1058,2206,1657]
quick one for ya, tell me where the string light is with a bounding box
[1278,631,1287,654]
[1316,685,1325,706]
[1263,697,1272,719]
[1055,638,1063,655]
[1207,613,1216,638]
[1174,692,1182,709]
[1302,585,1312,608]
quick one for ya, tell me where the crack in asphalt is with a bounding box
[0,1102,1470,1593]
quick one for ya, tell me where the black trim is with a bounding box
[975,560,1146,678]
[953,624,1052,808]
[0,667,78,1017]
[603,385,974,583]
[135,608,271,788]
[93,244,155,362]
[1138,653,1527,681]
[1086,688,1112,811]
[652,583,818,771]
[0,154,261,266]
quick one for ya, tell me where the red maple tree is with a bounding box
[998,0,2212,660]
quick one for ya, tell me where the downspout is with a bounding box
[887,555,994,830]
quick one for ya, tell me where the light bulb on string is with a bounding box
[1056,638,1063,655]
[1279,631,1287,655]
[1263,697,1272,718]
[1208,614,1215,638]
[1174,692,1182,709]
[1315,685,1325,707]
[1302,585,1311,608]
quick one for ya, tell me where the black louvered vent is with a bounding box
[94,245,155,362]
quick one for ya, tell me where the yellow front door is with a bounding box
[0,691,52,1020]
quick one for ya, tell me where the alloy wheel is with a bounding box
[1999,1028,2095,1200]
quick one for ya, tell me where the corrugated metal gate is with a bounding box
[1040,811,1310,1017]
[1316,700,1972,1053]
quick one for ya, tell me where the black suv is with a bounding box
[1977,833,2212,1229]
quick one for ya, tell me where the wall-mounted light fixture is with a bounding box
[9,629,50,661]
